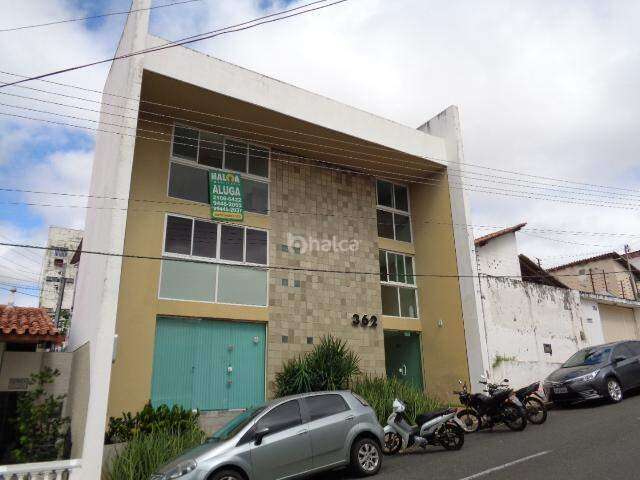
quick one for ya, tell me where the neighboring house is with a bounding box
[548,252,640,301]
[626,249,640,270]
[474,224,590,387]
[549,252,640,343]
[39,227,83,318]
[0,291,69,459]
[67,3,485,477]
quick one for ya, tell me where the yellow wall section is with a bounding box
[410,175,471,400]
[107,121,269,418]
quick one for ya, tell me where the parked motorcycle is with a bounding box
[454,379,527,433]
[486,380,548,425]
[383,399,465,454]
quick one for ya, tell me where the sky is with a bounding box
[0,0,639,306]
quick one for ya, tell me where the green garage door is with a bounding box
[151,316,266,411]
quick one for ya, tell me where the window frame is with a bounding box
[379,249,419,319]
[168,124,270,215]
[159,213,269,307]
[302,394,350,422]
[376,179,412,242]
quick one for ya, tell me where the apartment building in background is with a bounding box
[39,227,83,314]
[65,2,487,476]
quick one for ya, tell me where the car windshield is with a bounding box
[207,405,265,443]
[562,347,611,367]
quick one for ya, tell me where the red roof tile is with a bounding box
[475,223,527,247]
[0,305,64,344]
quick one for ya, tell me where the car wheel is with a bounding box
[351,437,382,476]
[208,469,244,480]
[606,377,623,403]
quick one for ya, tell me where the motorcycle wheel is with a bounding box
[439,423,465,450]
[383,432,402,455]
[525,397,547,425]
[456,409,481,433]
[503,405,527,431]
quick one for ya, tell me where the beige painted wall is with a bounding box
[66,342,90,458]
[600,304,639,342]
[410,175,471,401]
[108,114,470,415]
[553,258,638,300]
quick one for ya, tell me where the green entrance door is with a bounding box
[384,331,424,390]
[151,317,265,410]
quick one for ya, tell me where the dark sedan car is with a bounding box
[544,341,640,405]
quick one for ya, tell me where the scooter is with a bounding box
[383,399,465,454]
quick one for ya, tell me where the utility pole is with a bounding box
[53,260,67,328]
[624,245,638,300]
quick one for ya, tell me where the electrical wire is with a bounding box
[0,240,637,281]
[0,285,39,298]
[0,0,202,33]
[0,0,351,88]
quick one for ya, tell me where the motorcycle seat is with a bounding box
[416,409,450,425]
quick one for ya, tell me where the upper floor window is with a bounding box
[159,214,268,306]
[169,125,269,214]
[379,250,418,318]
[376,180,411,242]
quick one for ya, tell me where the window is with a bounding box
[53,247,67,258]
[376,180,411,242]
[160,214,268,306]
[304,394,349,421]
[169,125,269,214]
[627,341,640,356]
[613,344,634,359]
[256,400,302,434]
[379,250,418,318]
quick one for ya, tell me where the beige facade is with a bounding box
[103,71,472,418]
[551,256,639,301]
[600,304,640,342]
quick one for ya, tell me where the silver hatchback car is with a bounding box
[151,391,384,480]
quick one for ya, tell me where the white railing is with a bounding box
[0,459,81,480]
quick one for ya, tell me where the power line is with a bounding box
[0,285,39,298]
[4,109,640,213]
[0,0,202,33]
[3,87,640,204]
[0,240,637,281]
[2,70,637,200]
[0,0,350,88]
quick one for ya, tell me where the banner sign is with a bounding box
[209,170,244,221]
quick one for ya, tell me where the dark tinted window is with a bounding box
[379,251,387,282]
[165,216,192,255]
[172,126,198,160]
[192,221,217,258]
[225,140,247,172]
[394,213,412,242]
[563,347,612,367]
[304,394,349,421]
[168,163,209,203]
[198,131,224,168]
[220,225,244,261]
[256,400,302,434]
[248,146,269,177]
[394,184,409,211]
[377,180,393,207]
[627,341,640,356]
[245,229,267,265]
[381,285,400,316]
[377,210,394,239]
[243,179,269,214]
[613,344,634,359]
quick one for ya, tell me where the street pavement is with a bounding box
[318,390,640,480]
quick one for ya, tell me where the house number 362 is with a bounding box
[352,314,378,328]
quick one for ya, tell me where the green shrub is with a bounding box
[275,335,360,397]
[105,427,205,480]
[352,376,443,424]
[11,367,70,463]
[106,402,200,444]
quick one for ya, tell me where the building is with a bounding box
[66,2,486,476]
[0,291,69,458]
[474,224,589,386]
[39,227,83,317]
[548,252,640,301]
